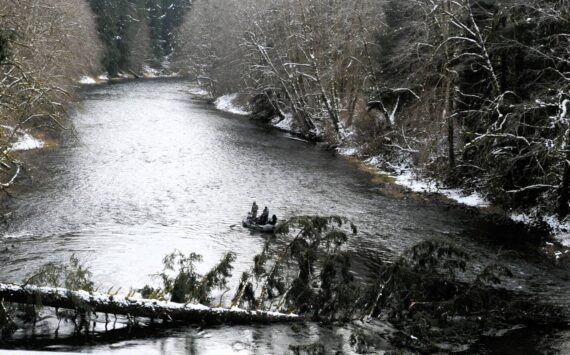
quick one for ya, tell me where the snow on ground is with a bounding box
[11,131,44,151]
[339,122,357,142]
[337,147,360,157]
[511,212,570,247]
[97,74,109,81]
[214,93,251,116]
[337,148,493,207]
[386,165,490,207]
[79,76,97,85]
[345,153,491,208]
[510,213,533,225]
[1,125,44,151]
[188,86,210,97]
[338,147,570,246]
[271,113,296,132]
[142,65,160,78]
[354,149,570,246]
[356,147,570,245]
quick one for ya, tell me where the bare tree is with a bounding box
[0,0,103,189]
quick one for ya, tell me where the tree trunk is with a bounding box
[445,79,456,170]
[443,0,456,171]
[0,283,300,325]
[558,159,570,218]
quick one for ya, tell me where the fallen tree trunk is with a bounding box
[0,283,300,325]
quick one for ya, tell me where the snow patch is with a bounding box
[271,113,295,131]
[97,74,109,81]
[79,76,96,85]
[188,87,210,97]
[337,147,360,157]
[214,94,251,116]
[369,162,490,207]
[1,126,44,151]
[142,65,160,78]
[510,213,532,225]
[11,132,44,151]
[339,124,357,141]
[510,212,570,247]
[544,215,570,247]
[443,189,489,207]
[561,99,569,120]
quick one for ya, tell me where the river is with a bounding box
[0,79,568,354]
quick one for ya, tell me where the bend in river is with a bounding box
[0,79,568,354]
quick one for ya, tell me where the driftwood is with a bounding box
[0,283,300,325]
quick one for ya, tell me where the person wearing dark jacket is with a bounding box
[258,207,269,225]
[251,201,259,220]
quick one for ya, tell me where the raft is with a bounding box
[242,218,275,233]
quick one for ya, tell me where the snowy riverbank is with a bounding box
[78,68,180,86]
[208,90,570,248]
[1,126,45,152]
[11,131,44,151]
[338,148,570,248]
[214,94,252,116]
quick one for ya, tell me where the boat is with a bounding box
[242,217,275,233]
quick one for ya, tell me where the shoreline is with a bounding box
[202,89,570,265]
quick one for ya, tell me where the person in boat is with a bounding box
[250,201,259,221]
[269,215,277,225]
[258,206,269,225]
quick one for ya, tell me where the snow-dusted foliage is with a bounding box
[174,0,383,140]
[175,0,570,237]
[0,0,103,188]
[87,0,190,76]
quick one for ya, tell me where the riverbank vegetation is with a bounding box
[3,1,569,233]
[87,0,190,76]
[173,0,570,236]
[0,0,193,191]
[0,0,102,189]
[0,216,565,353]
[0,1,569,352]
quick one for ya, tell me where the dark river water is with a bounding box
[0,79,568,354]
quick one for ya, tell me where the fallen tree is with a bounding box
[0,283,300,325]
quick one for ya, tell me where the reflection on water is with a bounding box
[0,79,568,353]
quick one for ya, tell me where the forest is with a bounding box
[0,0,569,353]
[173,0,570,230]
[2,0,569,226]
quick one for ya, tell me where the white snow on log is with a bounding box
[0,283,300,324]
[79,76,96,85]
[214,94,251,116]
